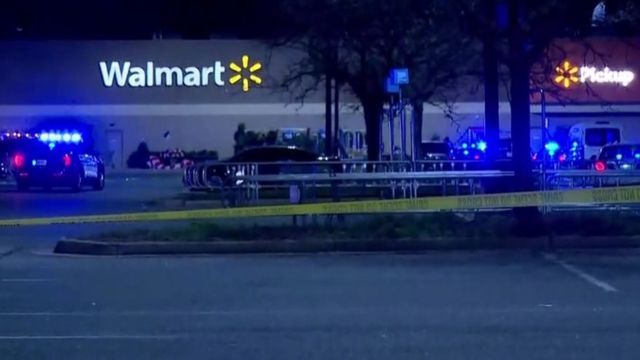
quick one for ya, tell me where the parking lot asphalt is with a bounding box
[0,171,184,219]
[0,171,189,250]
[0,249,639,360]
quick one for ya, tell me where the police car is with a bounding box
[595,144,640,171]
[6,131,105,191]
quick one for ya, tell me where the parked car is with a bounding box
[0,158,8,180]
[595,144,640,171]
[531,148,571,169]
[592,144,640,186]
[418,142,452,171]
[183,146,336,190]
[420,141,451,161]
[0,137,13,179]
[8,136,105,191]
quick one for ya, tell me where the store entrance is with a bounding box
[105,129,124,169]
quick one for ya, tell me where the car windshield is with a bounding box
[585,128,621,147]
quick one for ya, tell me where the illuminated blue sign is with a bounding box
[391,68,410,85]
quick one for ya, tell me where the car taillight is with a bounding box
[62,154,72,167]
[559,154,567,162]
[13,153,25,168]
[595,160,606,172]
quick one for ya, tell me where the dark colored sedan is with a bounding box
[595,144,640,171]
[0,157,8,179]
[9,138,105,191]
[184,146,334,190]
[420,142,451,161]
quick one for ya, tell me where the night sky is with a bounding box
[0,0,289,39]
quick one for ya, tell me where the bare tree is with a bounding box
[457,0,638,192]
[270,0,472,161]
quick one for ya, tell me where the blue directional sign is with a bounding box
[385,76,399,93]
[391,68,410,85]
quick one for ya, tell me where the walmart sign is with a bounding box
[99,55,263,92]
[99,61,226,87]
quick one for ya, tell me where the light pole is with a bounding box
[540,88,547,193]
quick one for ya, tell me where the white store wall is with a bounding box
[3,101,639,168]
[1,40,638,167]
[0,102,511,166]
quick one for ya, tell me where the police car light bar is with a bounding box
[0,131,38,140]
[39,131,83,143]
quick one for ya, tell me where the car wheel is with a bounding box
[92,170,105,191]
[70,173,83,192]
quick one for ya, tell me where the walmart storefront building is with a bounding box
[0,39,639,168]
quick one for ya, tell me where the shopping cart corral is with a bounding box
[227,170,512,206]
[545,169,640,189]
[182,159,640,208]
[183,160,508,191]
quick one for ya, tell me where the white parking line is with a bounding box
[543,253,619,293]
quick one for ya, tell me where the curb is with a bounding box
[53,236,640,256]
[53,239,488,256]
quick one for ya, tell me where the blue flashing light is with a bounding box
[461,142,468,149]
[616,154,623,161]
[471,143,477,149]
[477,141,487,152]
[544,141,560,155]
[635,153,640,160]
[38,130,83,144]
[463,149,469,156]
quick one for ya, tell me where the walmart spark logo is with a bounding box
[229,55,262,92]
[554,60,580,89]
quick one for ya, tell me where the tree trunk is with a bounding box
[333,79,340,157]
[412,100,424,160]
[363,99,383,161]
[509,62,534,191]
[324,76,333,157]
[508,0,544,236]
[483,0,500,163]
[508,0,533,192]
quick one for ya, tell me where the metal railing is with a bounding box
[182,159,506,190]
[546,169,640,189]
[182,160,640,209]
[236,170,513,203]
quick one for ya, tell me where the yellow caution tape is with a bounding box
[2,186,640,227]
